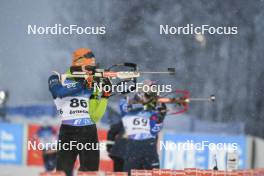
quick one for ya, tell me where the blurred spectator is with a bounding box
[34,125,58,172]
[0,90,8,121]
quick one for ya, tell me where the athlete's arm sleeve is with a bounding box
[48,75,84,98]
[119,98,128,116]
[89,97,108,123]
[150,114,163,135]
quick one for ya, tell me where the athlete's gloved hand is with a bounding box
[102,78,112,98]
[156,103,167,122]
[90,87,100,99]
[102,91,111,98]
[106,143,113,153]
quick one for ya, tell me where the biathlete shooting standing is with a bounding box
[123,91,166,174]
[48,48,111,176]
[107,81,167,174]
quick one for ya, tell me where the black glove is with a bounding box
[102,78,112,98]
[157,103,167,122]
[106,144,113,153]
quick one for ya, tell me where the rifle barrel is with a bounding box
[189,98,211,101]
[189,95,215,102]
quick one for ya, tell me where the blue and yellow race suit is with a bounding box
[48,73,108,176]
[48,74,107,126]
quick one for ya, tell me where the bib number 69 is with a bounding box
[133,118,148,126]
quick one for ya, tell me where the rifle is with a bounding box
[54,63,175,89]
[157,90,215,115]
[126,90,215,115]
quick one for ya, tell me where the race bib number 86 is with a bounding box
[54,96,90,121]
[69,98,87,108]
